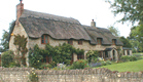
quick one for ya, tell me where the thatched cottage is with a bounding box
[9,1,131,66]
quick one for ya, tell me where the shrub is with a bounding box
[1,50,14,67]
[101,61,107,66]
[9,62,20,67]
[106,60,112,65]
[133,54,142,60]
[86,50,99,63]
[121,56,130,62]
[70,59,88,69]
[121,55,138,62]
[129,56,137,61]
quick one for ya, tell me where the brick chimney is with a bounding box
[16,0,24,25]
[91,19,96,28]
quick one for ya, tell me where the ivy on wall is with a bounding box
[14,34,28,66]
[28,43,85,68]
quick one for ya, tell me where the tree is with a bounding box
[106,0,143,24]
[0,21,15,52]
[128,24,143,52]
[14,34,28,66]
[0,30,9,52]
[119,36,132,48]
[108,26,120,37]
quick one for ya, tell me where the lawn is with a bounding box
[100,59,143,72]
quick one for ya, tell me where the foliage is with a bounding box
[14,34,28,66]
[29,43,84,69]
[119,36,132,48]
[128,24,143,52]
[106,0,143,24]
[28,69,39,82]
[70,59,88,69]
[0,21,15,52]
[108,26,120,37]
[0,30,9,52]
[121,55,138,62]
[28,45,43,69]
[86,50,99,63]
[1,50,14,67]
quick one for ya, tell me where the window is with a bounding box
[68,40,73,45]
[41,35,49,44]
[78,40,82,45]
[77,55,84,60]
[112,39,116,45]
[97,38,102,45]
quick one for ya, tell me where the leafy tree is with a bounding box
[108,26,120,37]
[28,44,43,69]
[0,21,15,52]
[119,36,132,48]
[86,50,98,63]
[1,50,14,67]
[128,24,143,52]
[106,0,143,24]
[0,30,9,52]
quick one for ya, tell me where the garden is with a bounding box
[1,43,143,72]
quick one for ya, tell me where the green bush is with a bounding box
[129,56,137,61]
[86,50,99,63]
[133,54,142,60]
[9,62,20,67]
[70,60,88,69]
[1,50,14,67]
[101,61,107,66]
[121,56,130,62]
[121,55,138,62]
[106,60,112,65]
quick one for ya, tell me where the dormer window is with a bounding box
[78,40,82,45]
[68,40,73,45]
[41,35,49,44]
[97,38,102,45]
[112,39,116,45]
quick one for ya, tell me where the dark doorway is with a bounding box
[113,50,116,60]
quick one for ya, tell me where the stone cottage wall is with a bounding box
[0,68,143,82]
[28,36,122,51]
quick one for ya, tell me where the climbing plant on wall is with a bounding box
[14,34,28,66]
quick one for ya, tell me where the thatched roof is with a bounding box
[83,26,123,45]
[10,9,123,45]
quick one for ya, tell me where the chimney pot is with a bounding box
[91,19,96,28]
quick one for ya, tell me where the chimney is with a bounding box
[16,0,24,25]
[91,19,96,28]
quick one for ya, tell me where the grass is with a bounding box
[100,59,143,72]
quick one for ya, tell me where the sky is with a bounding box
[0,0,133,40]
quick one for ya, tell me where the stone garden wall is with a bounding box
[0,68,143,82]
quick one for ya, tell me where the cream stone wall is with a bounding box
[29,36,122,51]
[9,23,29,65]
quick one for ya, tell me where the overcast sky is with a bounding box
[0,0,133,40]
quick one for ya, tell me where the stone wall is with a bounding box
[28,36,122,51]
[0,68,143,82]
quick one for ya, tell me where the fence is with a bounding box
[0,67,143,82]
